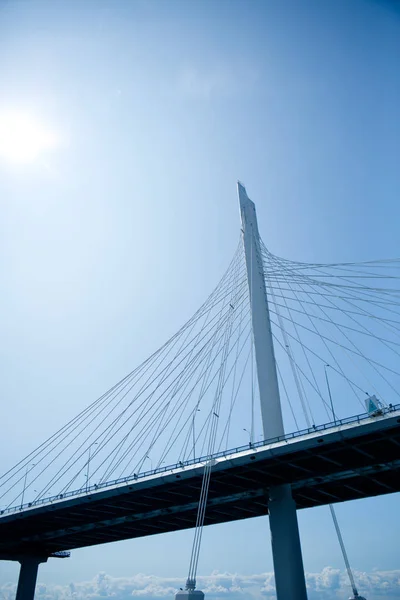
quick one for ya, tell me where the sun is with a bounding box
[0,110,57,164]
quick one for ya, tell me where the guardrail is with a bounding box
[1,403,399,517]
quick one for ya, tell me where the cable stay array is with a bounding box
[258,242,400,600]
[0,241,258,512]
[1,228,399,595]
[261,241,400,432]
[1,220,399,600]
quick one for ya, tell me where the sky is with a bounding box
[1,0,400,598]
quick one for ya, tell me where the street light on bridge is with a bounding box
[243,428,252,447]
[192,408,200,460]
[86,443,98,492]
[324,364,337,424]
[21,463,36,509]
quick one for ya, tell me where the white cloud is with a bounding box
[1,569,400,600]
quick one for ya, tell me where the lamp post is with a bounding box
[21,464,36,509]
[324,364,337,424]
[86,443,98,492]
[145,455,153,471]
[192,408,200,460]
[243,428,252,447]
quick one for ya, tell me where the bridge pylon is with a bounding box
[15,556,47,600]
[238,182,308,600]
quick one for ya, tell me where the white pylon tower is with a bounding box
[238,182,308,600]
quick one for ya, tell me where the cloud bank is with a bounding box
[1,568,400,600]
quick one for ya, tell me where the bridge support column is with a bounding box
[269,484,308,600]
[16,557,47,600]
[238,182,308,600]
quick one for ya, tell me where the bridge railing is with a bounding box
[1,403,399,517]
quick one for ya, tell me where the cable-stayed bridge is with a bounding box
[1,183,400,600]
[0,407,399,556]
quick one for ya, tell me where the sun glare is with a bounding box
[0,110,57,164]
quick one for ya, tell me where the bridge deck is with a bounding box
[0,409,399,559]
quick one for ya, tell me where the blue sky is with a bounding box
[1,0,400,597]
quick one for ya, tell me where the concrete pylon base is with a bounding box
[269,483,308,600]
[16,557,47,600]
